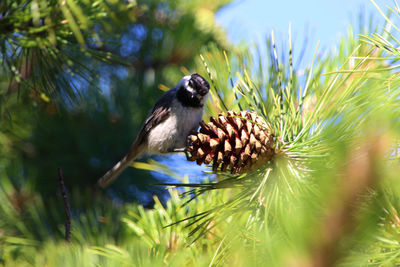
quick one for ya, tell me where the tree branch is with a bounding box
[58,167,72,243]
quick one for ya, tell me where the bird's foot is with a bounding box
[171,148,186,153]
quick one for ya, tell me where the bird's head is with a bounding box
[176,73,210,107]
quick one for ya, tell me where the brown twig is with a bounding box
[58,167,72,243]
[307,134,388,267]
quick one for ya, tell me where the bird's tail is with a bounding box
[97,143,142,188]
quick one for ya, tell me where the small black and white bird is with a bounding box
[97,73,210,188]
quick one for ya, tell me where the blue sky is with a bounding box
[216,0,394,50]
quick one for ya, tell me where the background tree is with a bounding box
[0,0,230,203]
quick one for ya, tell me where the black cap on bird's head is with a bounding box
[176,73,210,107]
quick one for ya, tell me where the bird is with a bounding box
[97,73,210,188]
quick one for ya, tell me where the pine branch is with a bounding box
[57,168,71,243]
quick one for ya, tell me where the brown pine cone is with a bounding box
[186,110,275,174]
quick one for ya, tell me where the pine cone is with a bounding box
[186,110,275,174]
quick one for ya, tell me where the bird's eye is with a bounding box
[188,79,194,88]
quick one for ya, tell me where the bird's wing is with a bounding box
[134,88,175,145]
[98,88,176,188]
